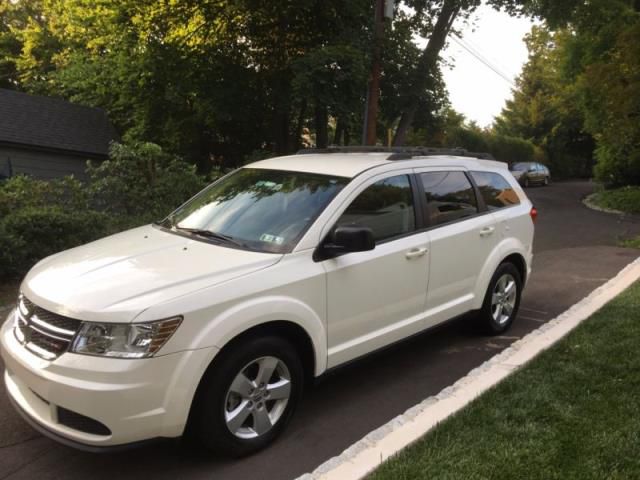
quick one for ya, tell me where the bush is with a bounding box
[0,175,88,218]
[442,127,544,166]
[487,134,537,165]
[591,186,640,214]
[594,144,640,188]
[88,142,208,221]
[0,207,114,278]
[0,141,210,279]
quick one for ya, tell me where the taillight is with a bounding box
[530,206,538,223]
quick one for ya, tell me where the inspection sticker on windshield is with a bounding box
[260,233,284,245]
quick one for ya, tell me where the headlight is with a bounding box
[70,317,182,359]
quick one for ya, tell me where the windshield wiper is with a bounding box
[173,227,248,248]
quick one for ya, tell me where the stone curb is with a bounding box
[582,193,626,215]
[296,255,640,480]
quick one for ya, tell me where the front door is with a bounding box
[321,173,430,368]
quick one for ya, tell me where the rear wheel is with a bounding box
[192,335,303,457]
[478,263,522,334]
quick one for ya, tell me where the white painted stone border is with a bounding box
[297,255,640,480]
[582,192,626,215]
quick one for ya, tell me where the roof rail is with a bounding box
[295,146,495,160]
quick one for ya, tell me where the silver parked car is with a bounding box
[509,162,550,187]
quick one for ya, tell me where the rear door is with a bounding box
[414,168,498,327]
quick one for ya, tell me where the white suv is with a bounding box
[1,148,535,456]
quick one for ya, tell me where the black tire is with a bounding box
[478,262,522,335]
[191,335,303,457]
[523,177,530,188]
[544,176,549,186]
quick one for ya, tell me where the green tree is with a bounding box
[494,27,595,178]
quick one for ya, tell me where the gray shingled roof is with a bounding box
[0,88,118,157]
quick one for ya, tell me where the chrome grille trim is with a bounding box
[14,296,82,359]
[30,314,76,337]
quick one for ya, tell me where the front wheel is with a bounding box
[478,263,522,334]
[523,177,530,188]
[544,176,550,186]
[192,336,303,457]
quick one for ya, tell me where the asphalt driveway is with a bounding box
[1,180,639,480]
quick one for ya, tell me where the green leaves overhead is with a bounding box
[495,0,640,184]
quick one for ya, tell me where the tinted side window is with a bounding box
[337,175,415,242]
[471,171,521,210]
[421,171,478,226]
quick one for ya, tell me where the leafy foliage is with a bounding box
[87,141,207,220]
[496,1,640,184]
[0,141,208,279]
[494,27,595,179]
[2,0,542,165]
[410,110,543,164]
[590,186,640,215]
[0,207,113,278]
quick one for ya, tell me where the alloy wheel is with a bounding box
[224,356,291,439]
[491,273,517,325]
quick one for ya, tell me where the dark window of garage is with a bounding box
[471,171,521,210]
[336,175,416,242]
[420,171,478,226]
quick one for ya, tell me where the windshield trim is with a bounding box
[154,167,351,254]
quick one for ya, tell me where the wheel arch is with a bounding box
[473,244,529,310]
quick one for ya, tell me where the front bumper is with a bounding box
[1,310,218,449]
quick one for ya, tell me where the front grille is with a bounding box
[14,296,82,360]
[57,407,111,436]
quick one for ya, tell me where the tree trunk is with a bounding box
[274,109,291,154]
[393,0,460,146]
[315,103,328,148]
[344,125,351,146]
[333,117,345,145]
[294,100,307,150]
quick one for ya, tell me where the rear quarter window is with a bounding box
[420,171,478,225]
[470,171,521,210]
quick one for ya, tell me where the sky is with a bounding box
[440,4,535,128]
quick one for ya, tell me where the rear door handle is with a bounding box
[405,247,428,259]
[479,226,495,237]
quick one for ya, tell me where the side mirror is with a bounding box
[316,226,375,260]
[333,226,375,252]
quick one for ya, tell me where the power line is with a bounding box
[455,34,514,80]
[450,34,516,87]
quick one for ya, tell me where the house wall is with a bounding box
[0,146,100,180]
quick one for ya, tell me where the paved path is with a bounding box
[0,181,638,480]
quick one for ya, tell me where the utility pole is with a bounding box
[363,0,385,145]
[363,0,394,145]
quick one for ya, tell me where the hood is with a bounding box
[22,225,282,323]
[510,170,524,179]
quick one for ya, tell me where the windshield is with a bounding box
[160,168,349,253]
[510,163,530,171]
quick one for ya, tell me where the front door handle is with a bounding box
[405,247,428,259]
[479,226,495,237]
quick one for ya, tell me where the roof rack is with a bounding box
[295,146,495,160]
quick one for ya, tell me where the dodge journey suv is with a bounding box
[1,147,535,456]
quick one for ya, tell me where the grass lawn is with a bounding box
[370,281,640,480]
[590,186,640,214]
[620,237,640,249]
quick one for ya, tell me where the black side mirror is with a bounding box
[315,226,375,260]
[333,226,375,252]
